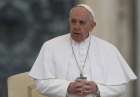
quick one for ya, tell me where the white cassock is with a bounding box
[29,34,137,97]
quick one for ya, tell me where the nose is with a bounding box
[73,22,80,31]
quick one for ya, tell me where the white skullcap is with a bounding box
[75,4,96,21]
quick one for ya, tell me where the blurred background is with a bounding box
[0,0,139,97]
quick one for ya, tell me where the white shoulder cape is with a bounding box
[29,34,137,85]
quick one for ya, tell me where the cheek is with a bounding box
[80,31,89,37]
[81,27,89,32]
[69,25,73,31]
[70,24,74,29]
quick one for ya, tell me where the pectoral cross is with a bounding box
[76,73,87,80]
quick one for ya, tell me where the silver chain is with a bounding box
[70,36,91,76]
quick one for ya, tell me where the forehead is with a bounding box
[70,7,90,19]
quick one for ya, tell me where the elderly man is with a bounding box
[29,4,137,97]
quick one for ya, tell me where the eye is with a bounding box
[79,20,86,25]
[71,19,76,24]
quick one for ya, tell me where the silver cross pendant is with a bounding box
[76,73,87,80]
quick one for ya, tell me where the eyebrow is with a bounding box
[70,18,87,25]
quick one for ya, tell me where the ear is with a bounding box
[90,21,96,31]
[92,21,96,27]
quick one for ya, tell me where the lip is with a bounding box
[73,33,80,35]
[72,32,81,35]
[72,33,82,37]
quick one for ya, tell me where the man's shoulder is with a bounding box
[43,33,70,47]
[92,35,117,50]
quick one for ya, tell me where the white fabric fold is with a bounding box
[36,79,71,97]
[29,33,137,85]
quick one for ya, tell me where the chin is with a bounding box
[71,34,84,42]
[73,38,83,43]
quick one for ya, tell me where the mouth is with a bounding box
[72,32,81,35]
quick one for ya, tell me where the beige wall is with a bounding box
[136,0,140,96]
[79,0,135,97]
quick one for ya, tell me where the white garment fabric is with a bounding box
[29,34,137,97]
[70,35,91,77]
[35,79,127,97]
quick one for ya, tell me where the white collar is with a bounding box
[71,34,91,46]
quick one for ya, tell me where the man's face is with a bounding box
[69,7,96,42]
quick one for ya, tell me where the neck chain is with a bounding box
[70,36,91,78]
